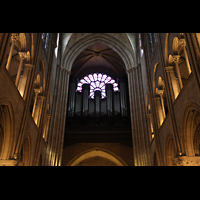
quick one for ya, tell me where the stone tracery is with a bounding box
[76,73,119,99]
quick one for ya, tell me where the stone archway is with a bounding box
[20,134,32,166]
[164,133,176,166]
[67,148,128,166]
[175,103,200,166]
[0,100,15,161]
[181,104,200,157]
[49,33,150,166]
[62,33,135,72]
[59,33,150,166]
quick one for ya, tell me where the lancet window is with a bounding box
[76,73,119,99]
[148,33,156,56]
[42,33,50,51]
[139,33,143,56]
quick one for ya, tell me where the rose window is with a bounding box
[76,73,119,99]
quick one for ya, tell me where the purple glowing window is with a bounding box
[76,73,119,99]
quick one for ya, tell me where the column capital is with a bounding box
[126,66,136,74]
[157,89,164,96]
[173,55,180,63]
[179,38,186,47]
[61,67,71,75]
[34,88,41,94]
[11,33,19,41]
[18,52,27,60]
[126,68,132,74]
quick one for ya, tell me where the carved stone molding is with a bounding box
[179,39,186,47]
[173,55,180,63]
[157,89,164,96]
[126,66,137,74]
[11,33,19,41]
[61,67,71,75]
[0,159,18,166]
[18,52,27,60]
[173,156,200,166]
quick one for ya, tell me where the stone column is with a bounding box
[6,33,19,71]
[67,77,77,117]
[157,89,166,119]
[82,84,90,117]
[15,52,27,87]
[57,70,70,166]
[165,66,180,100]
[154,97,164,127]
[43,114,51,142]
[34,96,45,127]
[18,64,33,98]
[51,70,64,166]
[179,39,192,74]
[45,65,62,166]
[53,69,66,166]
[32,88,41,118]
[127,69,140,166]
[147,113,154,140]
[173,55,183,89]
[106,84,113,117]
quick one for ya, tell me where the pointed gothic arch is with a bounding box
[164,133,176,166]
[62,33,135,72]
[66,147,128,166]
[181,103,200,156]
[0,99,15,160]
[20,133,32,166]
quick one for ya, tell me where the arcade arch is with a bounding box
[61,33,138,165]
[62,33,135,72]
[0,100,15,160]
[66,148,128,166]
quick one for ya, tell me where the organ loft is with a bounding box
[1,33,200,166]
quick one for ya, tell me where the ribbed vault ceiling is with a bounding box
[71,42,126,78]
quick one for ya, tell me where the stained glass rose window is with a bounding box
[76,73,119,99]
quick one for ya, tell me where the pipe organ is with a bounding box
[65,75,132,147]
[67,76,129,118]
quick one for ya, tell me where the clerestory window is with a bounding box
[139,33,143,57]
[148,33,156,56]
[42,33,50,51]
[76,73,119,99]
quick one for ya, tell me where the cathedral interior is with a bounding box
[1,33,200,166]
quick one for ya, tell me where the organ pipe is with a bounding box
[95,90,101,117]
[106,84,113,117]
[82,84,90,117]
[119,77,127,117]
